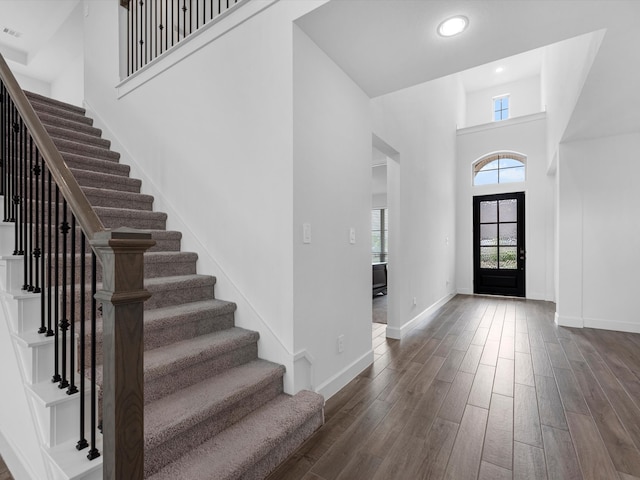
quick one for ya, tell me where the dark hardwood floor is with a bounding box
[267,295,640,480]
[0,455,13,480]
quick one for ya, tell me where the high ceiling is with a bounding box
[296,0,640,141]
[0,0,81,81]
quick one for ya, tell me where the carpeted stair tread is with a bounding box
[44,124,111,149]
[94,205,167,229]
[25,90,86,115]
[147,390,324,480]
[53,136,120,161]
[34,106,94,127]
[63,152,130,176]
[147,230,182,252]
[144,274,216,309]
[145,359,285,450]
[70,251,198,284]
[82,186,154,210]
[144,327,259,384]
[37,111,100,135]
[142,299,236,347]
[70,168,141,192]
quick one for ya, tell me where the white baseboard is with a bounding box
[555,313,584,328]
[315,349,374,400]
[583,317,640,334]
[386,293,455,340]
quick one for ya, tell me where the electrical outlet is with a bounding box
[338,335,345,353]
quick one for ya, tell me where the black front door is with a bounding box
[473,192,525,297]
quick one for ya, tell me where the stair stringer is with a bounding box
[83,102,316,395]
[0,223,102,480]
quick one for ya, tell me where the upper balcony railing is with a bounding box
[121,0,243,76]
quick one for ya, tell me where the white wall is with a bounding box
[293,26,373,397]
[465,75,542,128]
[82,0,325,393]
[371,75,460,339]
[0,302,47,480]
[456,114,554,301]
[541,30,604,169]
[557,132,640,332]
[11,72,51,97]
[51,53,84,107]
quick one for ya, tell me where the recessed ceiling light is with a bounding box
[496,67,504,73]
[437,16,468,37]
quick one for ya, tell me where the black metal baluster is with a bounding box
[67,215,77,395]
[59,199,70,390]
[196,0,199,30]
[52,185,61,383]
[0,84,5,201]
[76,232,88,451]
[33,150,42,296]
[46,169,54,337]
[144,0,148,67]
[139,0,144,70]
[9,106,17,226]
[35,152,45,334]
[132,0,137,73]
[19,119,25,259]
[27,136,34,292]
[154,0,158,59]
[87,251,100,461]
[127,0,133,77]
[182,0,187,41]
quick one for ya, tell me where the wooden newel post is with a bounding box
[92,228,155,480]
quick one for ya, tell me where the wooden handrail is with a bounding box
[0,53,105,239]
[1,52,154,480]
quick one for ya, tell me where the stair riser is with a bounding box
[16,338,57,385]
[45,126,111,149]
[4,136,117,162]
[242,409,325,480]
[145,342,258,404]
[52,138,120,162]
[3,293,41,334]
[45,255,196,288]
[37,112,100,135]
[145,378,284,477]
[98,211,166,230]
[71,169,142,193]
[28,386,96,448]
[34,107,94,127]
[27,95,86,116]
[68,279,214,322]
[143,311,235,351]
[62,153,130,177]
[84,192,153,211]
[145,283,215,310]
[82,309,235,367]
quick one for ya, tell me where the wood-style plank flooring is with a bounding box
[267,295,640,480]
[0,455,13,480]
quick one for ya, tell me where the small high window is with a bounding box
[473,153,526,186]
[493,95,510,121]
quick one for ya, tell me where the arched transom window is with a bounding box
[473,152,526,186]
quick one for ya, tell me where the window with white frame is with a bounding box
[493,95,510,121]
[473,153,526,186]
[371,208,388,263]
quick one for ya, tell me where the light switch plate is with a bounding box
[303,223,311,244]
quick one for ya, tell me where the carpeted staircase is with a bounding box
[24,91,324,480]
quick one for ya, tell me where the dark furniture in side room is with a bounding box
[373,263,387,296]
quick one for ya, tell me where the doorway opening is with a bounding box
[473,192,526,297]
